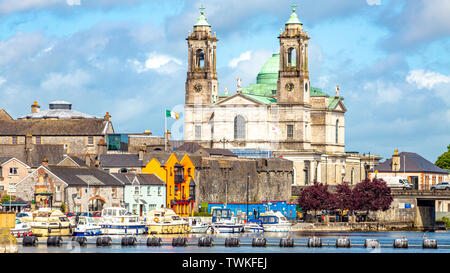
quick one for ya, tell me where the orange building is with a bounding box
[142,153,196,217]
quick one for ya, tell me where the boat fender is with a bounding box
[198,237,214,247]
[121,236,137,246]
[96,236,112,247]
[72,236,87,247]
[423,239,438,249]
[154,217,159,223]
[393,238,408,249]
[364,239,380,248]
[307,237,322,248]
[23,236,38,247]
[336,237,351,248]
[252,237,267,247]
[147,237,162,247]
[279,238,295,247]
[47,236,63,247]
[172,237,187,247]
[225,237,240,247]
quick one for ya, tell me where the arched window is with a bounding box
[196,49,205,68]
[89,198,105,212]
[234,115,246,140]
[288,47,296,67]
[335,119,339,144]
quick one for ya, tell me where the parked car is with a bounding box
[76,212,93,217]
[430,182,450,190]
[93,212,102,217]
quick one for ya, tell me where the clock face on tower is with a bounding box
[285,82,294,92]
[193,83,202,93]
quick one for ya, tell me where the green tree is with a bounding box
[435,144,450,169]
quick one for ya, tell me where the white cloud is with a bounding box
[66,0,81,6]
[129,53,182,74]
[406,69,450,90]
[40,69,91,91]
[366,0,381,6]
[0,77,6,87]
[228,51,252,68]
[0,0,63,14]
[364,80,403,104]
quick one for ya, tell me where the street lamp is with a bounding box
[246,174,250,222]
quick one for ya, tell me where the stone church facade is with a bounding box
[184,6,378,186]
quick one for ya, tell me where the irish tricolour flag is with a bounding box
[166,109,179,119]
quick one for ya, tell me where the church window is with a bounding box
[196,49,205,68]
[195,125,202,140]
[287,124,294,139]
[234,115,246,140]
[288,47,296,67]
[335,120,339,144]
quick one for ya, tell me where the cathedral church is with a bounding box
[184,6,377,186]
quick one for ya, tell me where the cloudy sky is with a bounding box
[0,0,449,162]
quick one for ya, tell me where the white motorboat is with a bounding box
[259,210,292,232]
[187,217,210,233]
[145,208,190,234]
[99,207,147,235]
[243,219,264,233]
[73,216,102,236]
[10,217,32,238]
[211,208,244,234]
[22,208,72,237]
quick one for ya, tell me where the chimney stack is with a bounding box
[139,145,146,161]
[392,149,400,172]
[85,152,91,167]
[97,139,107,155]
[104,112,111,122]
[31,101,40,114]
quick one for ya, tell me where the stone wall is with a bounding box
[193,157,293,210]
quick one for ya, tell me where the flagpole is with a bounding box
[164,112,167,152]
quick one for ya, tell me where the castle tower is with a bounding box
[185,5,219,106]
[277,4,310,106]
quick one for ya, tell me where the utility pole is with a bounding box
[246,174,249,223]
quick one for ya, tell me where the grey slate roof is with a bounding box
[0,157,12,165]
[111,173,165,186]
[0,119,109,136]
[99,154,142,168]
[46,166,124,186]
[0,144,64,168]
[373,152,447,174]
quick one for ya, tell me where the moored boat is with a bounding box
[145,208,190,234]
[211,208,244,234]
[73,216,102,236]
[243,219,264,233]
[99,207,147,235]
[259,210,292,232]
[24,208,73,237]
[10,217,33,238]
[187,217,210,233]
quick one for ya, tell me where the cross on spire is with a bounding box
[292,4,297,13]
[200,4,205,15]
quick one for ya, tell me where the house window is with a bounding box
[35,136,41,144]
[147,186,151,196]
[88,136,94,145]
[112,187,117,197]
[287,125,294,139]
[11,136,17,144]
[234,115,246,140]
[134,186,139,195]
[195,125,202,140]
[158,187,161,196]
[9,167,18,175]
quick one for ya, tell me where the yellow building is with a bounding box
[142,153,196,217]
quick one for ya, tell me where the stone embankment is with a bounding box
[0,228,18,253]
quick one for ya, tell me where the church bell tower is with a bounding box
[185,6,219,106]
[277,5,310,106]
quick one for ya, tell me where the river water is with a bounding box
[16,230,450,253]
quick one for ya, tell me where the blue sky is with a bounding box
[0,0,449,163]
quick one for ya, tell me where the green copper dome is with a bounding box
[256,53,280,85]
[286,4,302,25]
[194,5,210,27]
